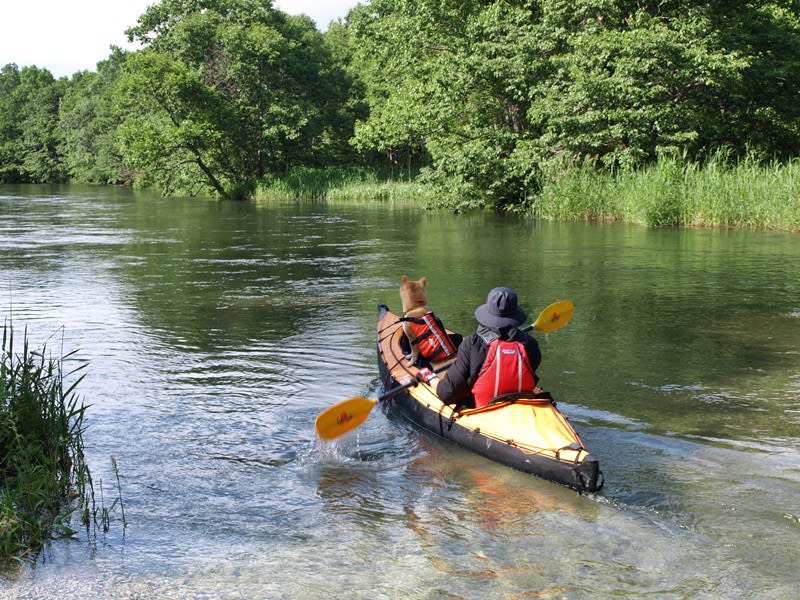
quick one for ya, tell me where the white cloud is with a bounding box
[0,1,358,78]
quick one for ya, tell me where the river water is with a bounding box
[0,185,798,599]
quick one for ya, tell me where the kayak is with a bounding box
[375,303,603,493]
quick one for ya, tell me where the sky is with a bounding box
[0,1,360,79]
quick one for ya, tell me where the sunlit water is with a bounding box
[1,185,798,599]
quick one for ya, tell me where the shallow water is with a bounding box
[1,185,798,599]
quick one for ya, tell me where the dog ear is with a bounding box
[420,277,427,287]
[400,275,409,284]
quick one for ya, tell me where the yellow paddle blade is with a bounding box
[533,300,574,333]
[315,396,377,441]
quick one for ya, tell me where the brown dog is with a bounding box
[399,275,429,315]
[399,275,456,366]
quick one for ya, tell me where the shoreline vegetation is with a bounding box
[0,324,114,568]
[4,2,800,227]
[253,154,800,231]
[532,153,800,231]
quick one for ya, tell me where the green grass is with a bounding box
[0,323,93,564]
[254,166,437,205]
[325,179,436,204]
[533,152,800,230]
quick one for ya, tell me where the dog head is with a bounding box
[399,275,428,313]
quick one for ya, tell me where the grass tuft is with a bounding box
[533,151,800,230]
[0,322,94,564]
[254,167,437,205]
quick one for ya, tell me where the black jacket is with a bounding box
[436,326,542,407]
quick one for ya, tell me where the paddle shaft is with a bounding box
[379,363,451,401]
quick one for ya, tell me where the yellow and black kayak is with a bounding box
[375,303,603,493]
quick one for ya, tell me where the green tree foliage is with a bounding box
[0,65,67,183]
[0,65,22,182]
[346,0,800,209]
[115,0,358,199]
[2,0,799,213]
[58,49,131,185]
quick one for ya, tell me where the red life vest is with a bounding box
[471,338,537,408]
[404,312,456,362]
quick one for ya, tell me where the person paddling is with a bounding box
[419,287,542,408]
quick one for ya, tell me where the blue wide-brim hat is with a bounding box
[474,287,527,329]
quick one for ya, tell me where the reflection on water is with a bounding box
[0,185,798,599]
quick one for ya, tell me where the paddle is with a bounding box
[529,298,574,334]
[314,363,452,441]
[314,299,575,441]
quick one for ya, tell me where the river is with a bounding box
[1,185,798,599]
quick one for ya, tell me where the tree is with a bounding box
[708,2,800,156]
[0,64,23,182]
[58,49,131,184]
[346,0,800,209]
[0,64,66,183]
[115,0,357,198]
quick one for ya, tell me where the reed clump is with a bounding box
[254,166,436,204]
[254,166,379,200]
[0,323,92,564]
[533,152,800,230]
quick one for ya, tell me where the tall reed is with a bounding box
[534,152,800,230]
[253,158,799,229]
[0,323,92,563]
[254,166,436,204]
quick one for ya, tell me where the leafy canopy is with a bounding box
[346,0,800,209]
[116,0,355,198]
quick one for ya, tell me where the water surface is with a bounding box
[1,185,798,599]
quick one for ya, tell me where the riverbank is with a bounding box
[255,156,800,231]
